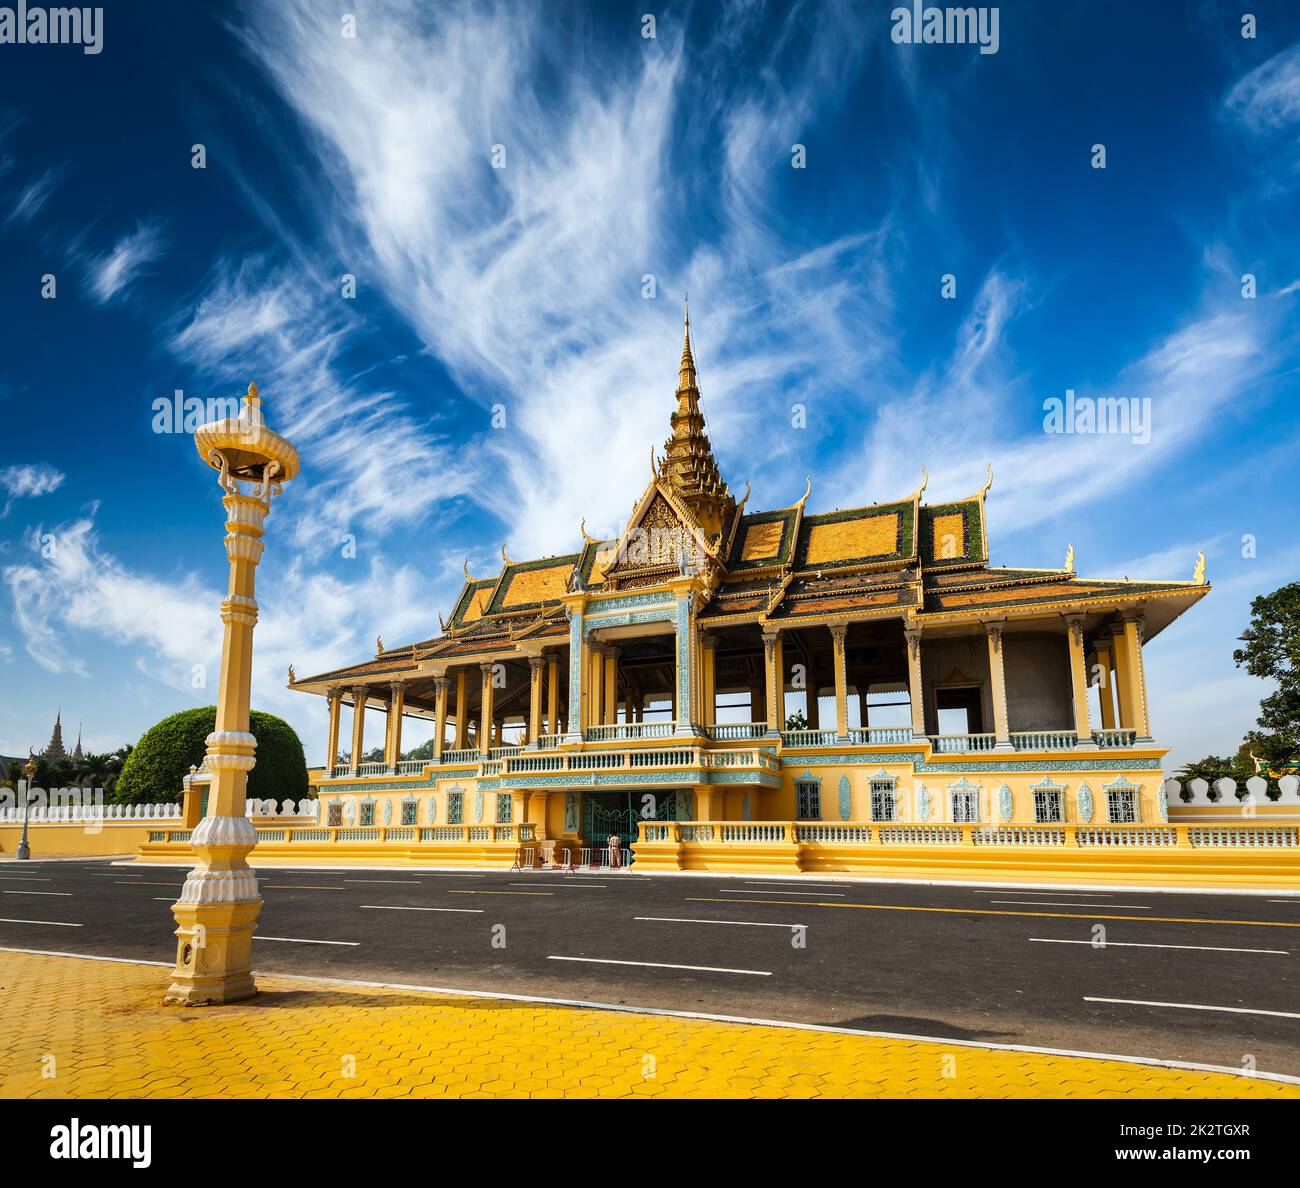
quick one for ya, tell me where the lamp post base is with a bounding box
[165,897,262,1006]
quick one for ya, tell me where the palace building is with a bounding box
[288,309,1213,873]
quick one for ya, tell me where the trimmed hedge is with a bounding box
[114,707,308,805]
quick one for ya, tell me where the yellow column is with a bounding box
[167,382,298,1006]
[546,654,559,736]
[479,663,496,755]
[349,686,369,773]
[1093,637,1116,730]
[700,633,716,727]
[590,641,605,727]
[985,623,1012,749]
[1116,612,1151,739]
[385,682,406,772]
[433,676,449,761]
[1064,616,1091,747]
[904,626,926,740]
[325,689,342,773]
[453,669,468,749]
[830,624,849,740]
[762,629,782,733]
[1111,625,1134,730]
[528,655,545,745]
[604,647,619,726]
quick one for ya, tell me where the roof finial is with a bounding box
[1064,543,1075,574]
[580,518,599,546]
[1193,549,1207,585]
[911,465,929,502]
[500,543,513,566]
[795,475,812,511]
[678,295,696,390]
[978,463,993,499]
[463,558,475,583]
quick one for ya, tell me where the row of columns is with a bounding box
[698,612,1149,746]
[323,652,567,772]
[322,609,1152,765]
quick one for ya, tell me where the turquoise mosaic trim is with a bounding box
[837,775,851,821]
[476,769,781,791]
[567,609,583,731]
[585,591,676,617]
[324,778,453,793]
[779,752,1162,776]
[676,595,692,717]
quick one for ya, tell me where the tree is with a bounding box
[114,707,308,805]
[1233,582,1300,767]
[401,736,436,762]
[784,710,808,731]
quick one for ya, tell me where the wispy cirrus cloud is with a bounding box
[6,162,67,225]
[170,257,474,554]
[226,0,898,554]
[2,509,437,752]
[0,463,64,516]
[87,220,167,303]
[1224,39,1300,134]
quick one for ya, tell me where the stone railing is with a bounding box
[847,727,915,746]
[780,729,838,748]
[143,822,536,847]
[928,733,998,753]
[1010,731,1078,752]
[356,761,388,776]
[585,721,678,742]
[1091,729,1138,748]
[0,801,182,823]
[243,798,319,819]
[534,734,563,749]
[4,798,319,825]
[493,745,778,780]
[704,722,769,741]
[637,819,1299,852]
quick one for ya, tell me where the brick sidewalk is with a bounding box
[0,951,1294,1098]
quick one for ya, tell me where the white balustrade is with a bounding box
[929,733,997,753]
[1011,731,1077,751]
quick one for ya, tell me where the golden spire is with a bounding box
[678,296,696,392]
[660,300,734,537]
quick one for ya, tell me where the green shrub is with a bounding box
[114,707,308,805]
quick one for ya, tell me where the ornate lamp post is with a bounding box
[16,755,37,860]
[165,383,299,1005]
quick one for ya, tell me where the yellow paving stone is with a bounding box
[0,950,1296,1100]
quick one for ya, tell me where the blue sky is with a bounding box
[1,0,1298,768]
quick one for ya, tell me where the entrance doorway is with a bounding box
[581,790,680,854]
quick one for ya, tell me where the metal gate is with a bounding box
[582,792,680,867]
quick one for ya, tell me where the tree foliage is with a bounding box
[1178,582,1300,798]
[114,707,308,805]
[1233,581,1300,763]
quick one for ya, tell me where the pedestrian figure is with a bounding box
[608,833,622,869]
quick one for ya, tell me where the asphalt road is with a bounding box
[2,858,1298,1078]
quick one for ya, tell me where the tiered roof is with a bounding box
[289,312,1208,694]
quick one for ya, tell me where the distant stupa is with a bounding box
[71,724,84,764]
[41,711,68,762]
